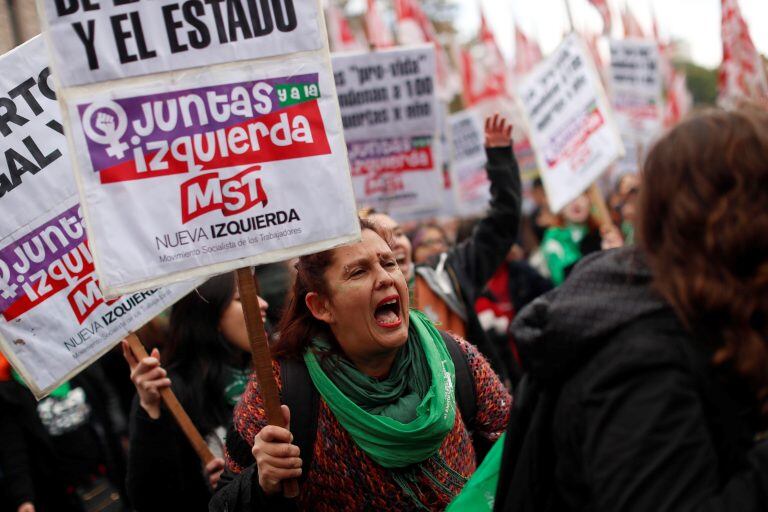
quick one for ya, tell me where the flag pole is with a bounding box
[563,0,575,32]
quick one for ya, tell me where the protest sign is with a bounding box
[37,0,323,87]
[391,103,456,222]
[0,37,198,398]
[449,110,489,217]
[516,34,624,213]
[609,39,663,175]
[333,46,443,214]
[37,0,360,296]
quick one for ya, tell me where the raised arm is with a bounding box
[445,115,521,295]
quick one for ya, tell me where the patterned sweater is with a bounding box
[223,335,511,511]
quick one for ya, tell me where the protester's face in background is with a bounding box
[617,174,640,225]
[413,226,449,264]
[218,286,268,353]
[368,213,414,280]
[563,194,591,224]
[308,229,410,364]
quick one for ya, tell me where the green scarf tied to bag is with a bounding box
[304,309,457,468]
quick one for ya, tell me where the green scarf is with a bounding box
[542,223,588,285]
[446,433,506,511]
[12,370,70,398]
[304,310,456,469]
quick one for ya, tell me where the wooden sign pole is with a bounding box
[588,183,615,231]
[235,267,300,499]
[126,333,214,465]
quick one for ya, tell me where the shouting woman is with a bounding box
[211,219,511,511]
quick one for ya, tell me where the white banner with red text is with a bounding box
[37,0,360,296]
[516,34,624,213]
[0,37,199,398]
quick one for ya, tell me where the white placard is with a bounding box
[0,37,199,398]
[516,34,624,213]
[37,0,323,87]
[38,0,360,296]
[332,45,437,141]
[333,46,442,214]
[449,109,489,217]
[609,38,663,175]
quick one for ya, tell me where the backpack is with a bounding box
[281,330,490,484]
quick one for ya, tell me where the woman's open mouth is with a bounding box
[373,295,402,328]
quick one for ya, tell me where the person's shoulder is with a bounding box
[575,311,694,390]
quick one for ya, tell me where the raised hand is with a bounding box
[484,113,513,148]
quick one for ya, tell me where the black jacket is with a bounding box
[0,365,127,512]
[126,369,223,512]
[495,247,768,511]
[417,145,521,380]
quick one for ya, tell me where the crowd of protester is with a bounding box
[2,106,768,511]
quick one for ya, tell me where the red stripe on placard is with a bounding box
[350,146,434,177]
[98,100,331,184]
[2,246,95,322]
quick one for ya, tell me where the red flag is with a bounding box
[394,0,457,97]
[581,29,604,71]
[719,0,768,106]
[664,70,693,127]
[460,9,509,106]
[588,0,612,35]
[365,0,393,49]
[327,5,365,52]
[513,24,543,77]
[621,5,645,38]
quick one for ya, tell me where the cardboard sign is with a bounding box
[516,34,624,213]
[0,37,199,398]
[609,39,663,175]
[449,110,489,217]
[37,0,323,87]
[333,46,443,214]
[38,0,360,296]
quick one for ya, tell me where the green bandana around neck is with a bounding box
[304,310,456,469]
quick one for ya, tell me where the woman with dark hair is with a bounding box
[409,222,451,264]
[493,108,768,511]
[122,273,267,511]
[211,218,511,511]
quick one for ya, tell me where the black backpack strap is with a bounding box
[280,358,319,483]
[440,330,495,463]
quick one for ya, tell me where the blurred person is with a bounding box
[609,173,640,245]
[495,108,768,511]
[0,354,128,512]
[540,192,622,286]
[365,114,521,381]
[526,177,556,246]
[475,244,553,385]
[211,218,510,511]
[409,222,450,264]
[122,272,268,512]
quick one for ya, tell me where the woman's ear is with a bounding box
[305,292,334,324]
